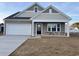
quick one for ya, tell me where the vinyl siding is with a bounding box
[61,23,65,32]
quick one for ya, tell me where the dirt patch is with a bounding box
[10,33,79,56]
[0,32,3,36]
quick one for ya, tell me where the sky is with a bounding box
[0,2,79,25]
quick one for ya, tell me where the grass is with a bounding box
[10,33,79,56]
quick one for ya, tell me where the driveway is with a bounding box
[0,35,29,56]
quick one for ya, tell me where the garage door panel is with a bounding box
[6,23,31,35]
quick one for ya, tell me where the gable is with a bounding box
[32,5,71,20]
[13,3,44,17]
[26,3,44,11]
[43,6,58,13]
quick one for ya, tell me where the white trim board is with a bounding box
[33,19,69,22]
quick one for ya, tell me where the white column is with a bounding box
[32,21,34,36]
[67,22,69,37]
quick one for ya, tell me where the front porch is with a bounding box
[32,22,69,37]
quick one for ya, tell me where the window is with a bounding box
[47,24,56,32]
[52,28,56,31]
[52,24,56,31]
[57,28,60,31]
[48,27,51,31]
[34,6,38,12]
[47,24,61,32]
[47,24,51,32]
[57,24,61,31]
[57,24,60,27]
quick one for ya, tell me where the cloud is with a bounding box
[68,13,79,17]
[0,13,7,23]
[0,12,15,23]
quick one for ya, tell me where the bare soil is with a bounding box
[0,32,3,36]
[10,33,79,56]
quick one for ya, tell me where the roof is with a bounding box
[5,17,31,19]
[25,2,44,11]
[4,3,71,22]
[4,12,31,19]
[33,13,69,20]
[31,5,71,20]
[14,11,40,18]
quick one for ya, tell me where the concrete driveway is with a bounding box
[0,35,29,56]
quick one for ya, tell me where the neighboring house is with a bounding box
[0,23,4,33]
[3,3,71,37]
[70,26,79,32]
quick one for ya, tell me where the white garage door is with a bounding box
[6,23,31,35]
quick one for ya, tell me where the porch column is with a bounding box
[67,22,69,37]
[32,21,34,36]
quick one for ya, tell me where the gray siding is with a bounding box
[43,23,47,34]
[61,23,65,32]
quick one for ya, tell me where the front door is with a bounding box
[37,24,41,35]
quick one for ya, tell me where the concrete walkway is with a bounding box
[0,35,29,56]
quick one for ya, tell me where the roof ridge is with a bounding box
[16,2,45,17]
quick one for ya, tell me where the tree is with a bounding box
[71,22,79,29]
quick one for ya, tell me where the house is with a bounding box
[3,3,71,37]
[0,23,4,33]
[70,26,79,32]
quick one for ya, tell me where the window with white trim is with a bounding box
[47,24,52,32]
[52,24,56,31]
[57,24,61,32]
[47,24,61,32]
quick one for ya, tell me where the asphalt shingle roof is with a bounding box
[4,12,31,19]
